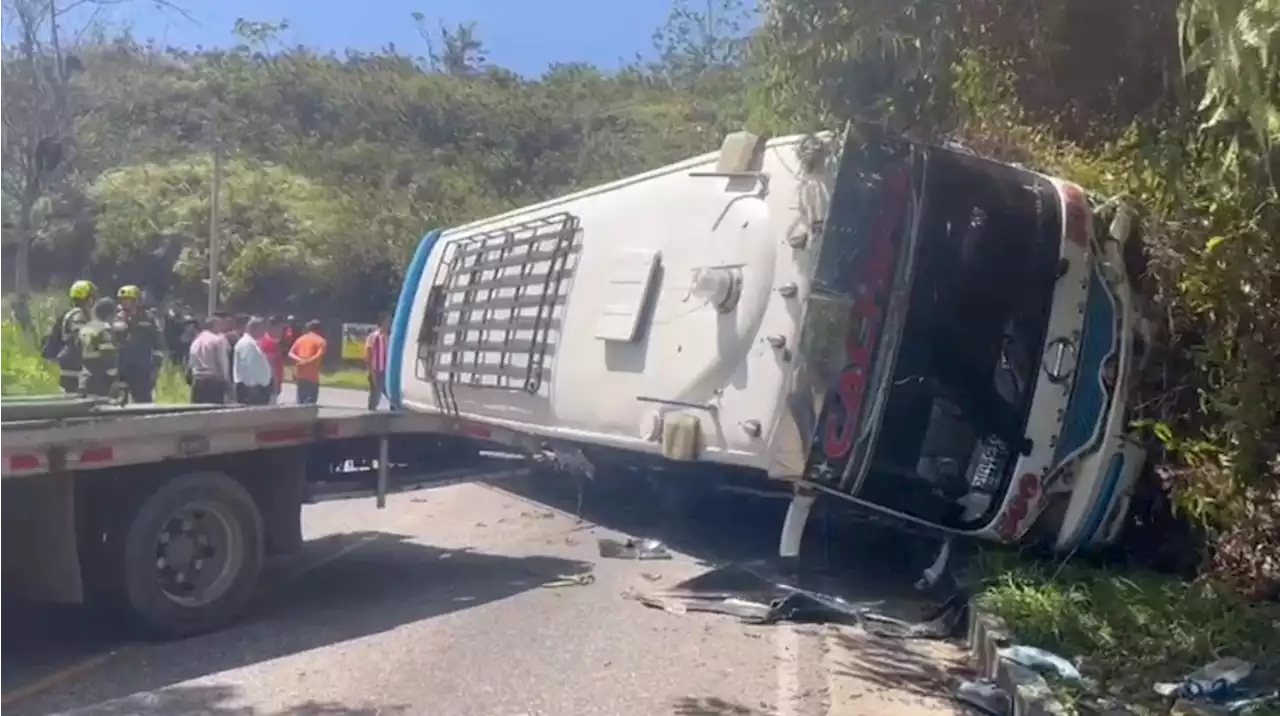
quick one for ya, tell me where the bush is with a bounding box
[2,306,189,404]
[977,555,1280,710]
[1,320,62,395]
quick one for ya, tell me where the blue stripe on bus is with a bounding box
[1052,267,1117,466]
[387,229,443,409]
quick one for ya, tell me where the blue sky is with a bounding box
[48,0,684,75]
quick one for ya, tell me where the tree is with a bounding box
[411,13,487,76]
[2,0,85,326]
[89,155,346,309]
[650,0,754,85]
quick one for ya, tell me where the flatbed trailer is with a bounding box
[0,398,561,638]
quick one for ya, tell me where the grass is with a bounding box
[280,367,367,389]
[1,319,61,395]
[976,552,1280,712]
[317,367,368,390]
[2,317,189,404]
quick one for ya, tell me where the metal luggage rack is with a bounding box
[417,212,580,405]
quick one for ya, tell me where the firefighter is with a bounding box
[115,285,165,403]
[52,280,98,393]
[78,298,127,400]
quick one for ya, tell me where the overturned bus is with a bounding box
[386,126,1151,581]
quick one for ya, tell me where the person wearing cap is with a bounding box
[52,280,97,393]
[115,285,165,403]
[78,297,127,399]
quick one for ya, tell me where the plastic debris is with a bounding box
[953,678,1011,716]
[1155,658,1255,700]
[997,645,1082,683]
[622,563,963,635]
[541,572,596,588]
[859,590,968,640]
[598,537,672,560]
[1171,691,1280,716]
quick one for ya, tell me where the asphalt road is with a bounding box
[1,388,970,716]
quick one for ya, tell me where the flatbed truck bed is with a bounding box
[1,398,556,638]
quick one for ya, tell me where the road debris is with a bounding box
[996,645,1081,682]
[1155,658,1254,700]
[1149,657,1279,715]
[597,537,672,560]
[623,563,965,636]
[542,572,596,588]
[953,678,1010,715]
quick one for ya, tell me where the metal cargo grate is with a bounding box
[416,212,580,401]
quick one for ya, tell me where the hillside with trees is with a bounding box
[2,4,755,319]
[2,0,1277,599]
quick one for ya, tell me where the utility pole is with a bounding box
[207,140,224,317]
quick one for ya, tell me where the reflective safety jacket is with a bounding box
[78,320,126,397]
[56,306,91,380]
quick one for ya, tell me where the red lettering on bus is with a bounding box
[1062,184,1089,248]
[997,472,1042,540]
[821,164,911,460]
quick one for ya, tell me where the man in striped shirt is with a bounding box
[365,315,390,410]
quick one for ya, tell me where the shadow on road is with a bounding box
[828,627,971,700]
[490,468,944,611]
[3,532,587,715]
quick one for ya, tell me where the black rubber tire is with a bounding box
[122,470,264,639]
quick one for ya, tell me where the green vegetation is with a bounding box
[2,3,752,321]
[316,369,368,391]
[978,555,1280,712]
[1,318,190,404]
[1,319,60,395]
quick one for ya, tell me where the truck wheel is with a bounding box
[122,471,264,639]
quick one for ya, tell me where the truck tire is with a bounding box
[122,470,264,639]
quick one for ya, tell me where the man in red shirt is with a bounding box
[259,317,286,404]
[364,314,390,410]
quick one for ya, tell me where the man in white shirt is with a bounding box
[188,317,232,404]
[233,317,273,405]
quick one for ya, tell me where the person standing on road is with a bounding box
[78,298,127,400]
[233,317,273,405]
[289,320,327,405]
[114,285,165,404]
[259,317,285,405]
[281,315,299,356]
[364,315,390,410]
[49,280,97,393]
[188,317,232,404]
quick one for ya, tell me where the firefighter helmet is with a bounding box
[69,280,97,301]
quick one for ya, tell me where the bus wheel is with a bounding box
[122,471,263,639]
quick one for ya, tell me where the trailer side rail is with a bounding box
[2,405,545,480]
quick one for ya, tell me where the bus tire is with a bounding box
[122,470,264,639]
